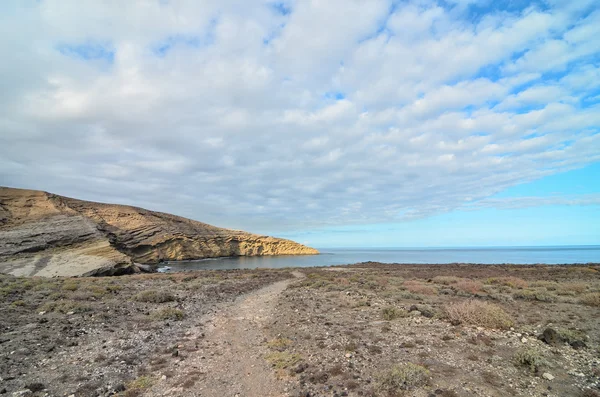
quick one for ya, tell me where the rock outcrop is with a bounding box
[0,187,318,277]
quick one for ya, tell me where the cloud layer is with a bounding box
[1,0,599,231]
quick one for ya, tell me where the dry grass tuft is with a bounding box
[513,348,545,373]
[124,375,154,397]
[432,276,461,285]
[580,292,600,307]
[376,363,430,394]
[265,351,302,369]
[486,277,528,289]
[267,338,294,351]
[455,279,483,294]
[133,289,176,303]
[151,307,184,321]
[444,300,514,329]
[404,280,437,295]
[381,306,408,321]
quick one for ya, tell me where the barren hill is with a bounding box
[0,187,318,277]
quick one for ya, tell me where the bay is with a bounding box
[162,245,600,271]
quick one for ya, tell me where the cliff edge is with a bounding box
[0,187,318,277]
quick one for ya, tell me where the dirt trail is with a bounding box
[149,271,304,396]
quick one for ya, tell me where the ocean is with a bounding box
[162,246,600,271]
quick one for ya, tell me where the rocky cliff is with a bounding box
[0,187,318,277]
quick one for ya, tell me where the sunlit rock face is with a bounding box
[0,187,318,277]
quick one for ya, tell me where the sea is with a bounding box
[161,246,600,272]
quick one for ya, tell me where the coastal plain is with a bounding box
[1,263,599,397]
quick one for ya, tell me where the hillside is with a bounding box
[0,187,318,277]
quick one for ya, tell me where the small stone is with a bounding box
[161,375,167,380]
[345,353,352,358]
[66,311,75,315]
[521,337,528,343]
[11,392,32,397]
[113,384,125,393]
[542,373,554,381]
[38,311,46,315]
[569,340,587,350]
[539,328,562,346]
[25,384,44,393]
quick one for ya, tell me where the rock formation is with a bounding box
[0,187,318,277]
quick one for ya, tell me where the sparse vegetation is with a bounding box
[455,279,483,294]
[444,300,514,329]
[513,348,545,373]
[151,307,184,320]
[376,363,430,393]
[580,292,600,307]
[133,289,176,303]
[403,280,437,295]
[40,299,91,314]
[267,338,294,351]
[265,351,302,369]
[2,265,600,397]
[381,306,407,320]
[432,276,461,285]
[486,277,528,289]
[124,375,154,397]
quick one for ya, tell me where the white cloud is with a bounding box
[0,0,598,231]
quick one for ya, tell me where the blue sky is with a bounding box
[0,0,599,247]
[280,163,600,247]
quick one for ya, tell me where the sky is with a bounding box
[0,0,599,247]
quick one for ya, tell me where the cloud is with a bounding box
[465,194,600,211]
[0,0,598,232]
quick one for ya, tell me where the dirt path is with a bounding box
[148,271,304,397]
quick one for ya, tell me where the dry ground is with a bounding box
[1,263,600,397]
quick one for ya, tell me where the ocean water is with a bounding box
[162,246,600,271]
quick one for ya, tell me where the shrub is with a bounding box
[382,306,407,321]
[151,308,184,321]
[125,376,154,397]
[558,282,587,294]
[513,348,545,373]
[558,328,587,345]
[40,300,91,314]
[580,292,600,307]
[455,279,483,295]
[432,276,461,285]
[513,290,557,302]
[267,338,293,351]
[134,289,176,303]
[61,281,79,291]
[530,280,558,290]
[376,363,430,393]
[444,300,514,329]
[486,277,528,289]
[265,352,302,369]
[404,280,437,295]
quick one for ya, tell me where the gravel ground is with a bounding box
[1,263,599,397]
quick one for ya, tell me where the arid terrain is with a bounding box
[1,263,600,397]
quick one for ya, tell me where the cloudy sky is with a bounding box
[1,0,599,247]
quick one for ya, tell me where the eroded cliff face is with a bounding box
[0,187,318,277]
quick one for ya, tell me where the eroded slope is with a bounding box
[0,187,318,277]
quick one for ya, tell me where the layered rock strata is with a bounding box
[0,187,318,277]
